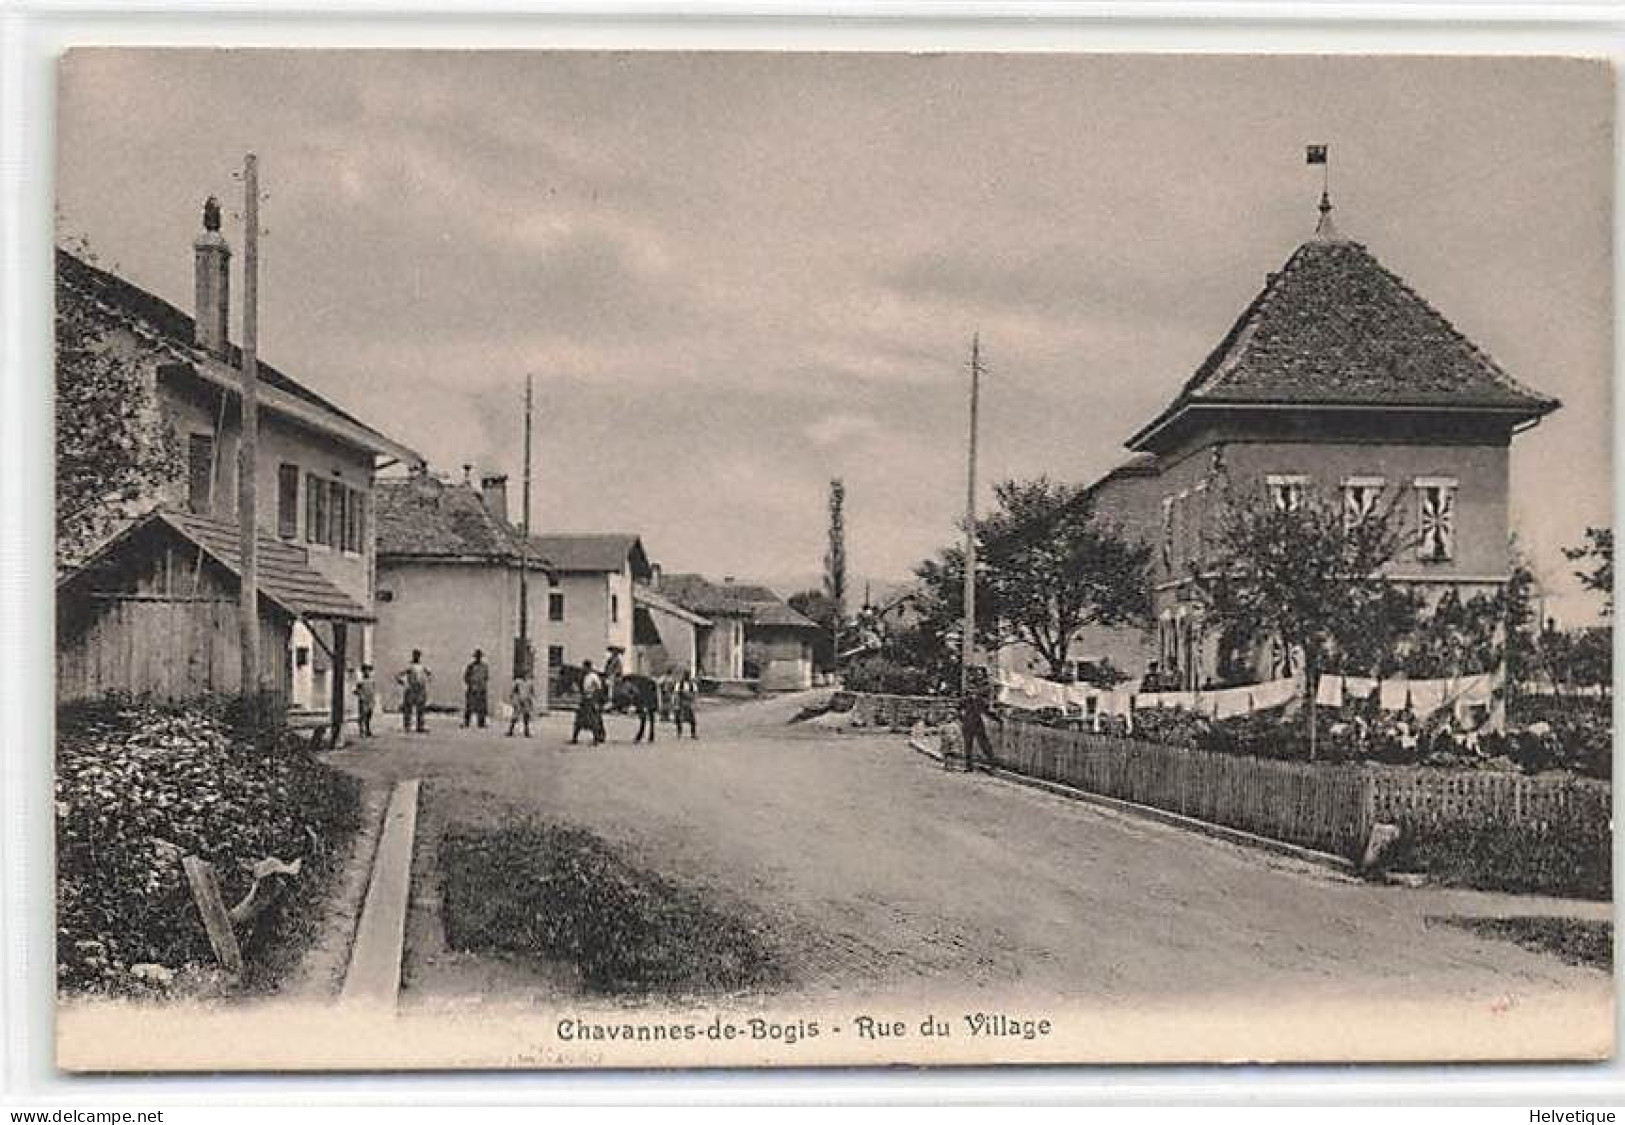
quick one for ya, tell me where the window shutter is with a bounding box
[277,464,299,539]
[187,434,215,514]
[1415,479,1458,562]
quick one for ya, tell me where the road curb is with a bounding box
[339,777,421,1008]
[907,733,1356,875]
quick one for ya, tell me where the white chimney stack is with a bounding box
[192,196,231,357]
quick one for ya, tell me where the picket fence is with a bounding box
[989,722,1612,862]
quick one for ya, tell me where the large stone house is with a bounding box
[528,532,652,688]
[55,203,422,718]
[1013,205,1560,689]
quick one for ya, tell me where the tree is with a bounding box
[1194,488,1410,760]
[1565,526,1613,619]
[56,289,178,563]
[917,477,1152,682]
[823,479,848,624]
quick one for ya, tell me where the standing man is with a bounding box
[631,675,660,744]
[672,667,698,740]
[572,658,606,746]
[507,667,536,739]
[352,663,377,738]
[960,679,998,772]
[462,649,491,729]
[603,646,625,712]
[397,649,432,734]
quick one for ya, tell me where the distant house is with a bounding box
[660,574,822,691]
[373,470,549,710]
[527,532,655,688]
[55,202,421,718]
[1017,202,1560,689]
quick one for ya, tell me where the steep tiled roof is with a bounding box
[528,533,649,577]
[1129,236,1560,450]
[633,585,711,627]
[375,475,525,559]
[62,507,371,621]
[57,248,419,462]
[658,573,816,628]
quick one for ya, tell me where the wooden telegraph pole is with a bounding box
[516,374,534,680]
[961,334,983,700]
[238,153,262,697]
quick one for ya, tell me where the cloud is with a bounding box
[804,412,881,448]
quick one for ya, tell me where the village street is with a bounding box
[325,694,1609,1021]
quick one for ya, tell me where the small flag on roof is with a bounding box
[1306,144,1328,165]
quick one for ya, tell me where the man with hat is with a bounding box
[462,648,491,729]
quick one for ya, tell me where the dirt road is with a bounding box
[329,694,1610,1025]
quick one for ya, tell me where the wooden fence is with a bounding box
[989,722,1613,863]
[990,722,1370,858]
[1366,767,1611,840]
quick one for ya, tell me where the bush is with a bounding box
[842,657,942,697]
[56,694,361,996]
[440,823,782,995]
[1387,822,1611,901]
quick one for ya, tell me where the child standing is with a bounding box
[353,663,377,738]
[508,670,536,738]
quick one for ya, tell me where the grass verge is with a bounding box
[440,823,783,996]
[1429,915,1612,972]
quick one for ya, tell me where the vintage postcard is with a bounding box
[52,49,1613,1071]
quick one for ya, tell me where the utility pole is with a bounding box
[238,153,262,697]
[516,373,534,680]
[961,333,982,700]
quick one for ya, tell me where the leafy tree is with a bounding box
[1195,488,1410,759]
[56,286,178,563]
[1564,526,1614,619]
[916,477,1153,682]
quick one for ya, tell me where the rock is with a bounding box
[1361,822,1401,872]
[129,963,175,987]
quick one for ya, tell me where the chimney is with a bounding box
[192,196,231,357]
[480,472,509,523]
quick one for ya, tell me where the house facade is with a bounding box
[373,470,548,710]
[660,574,820,690]
[56,202,421,716]
[529,533,652,687]
[1049,207,1559,690]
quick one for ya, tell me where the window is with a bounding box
[305,472,330,546]
[345,489,366,553]
[1414,477,1458,562]
[1160,496,1175,573]
[277,464,300,539]
[1342,476,1385,530]
[187,434,215,514]
[548,645,565,669]
[1266,474,1308,513]
[549,592,565,622]
[328,480,347,550]
[611,593,620,624]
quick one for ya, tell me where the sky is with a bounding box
[56,51,1613,617]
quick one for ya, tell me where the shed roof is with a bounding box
[657,573,817,628]
[1128,234,1560,451]
[632,585,711,627]
[61,508,373,622]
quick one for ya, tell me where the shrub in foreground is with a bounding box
[56,695,361,995]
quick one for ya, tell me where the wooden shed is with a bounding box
[57,508,373,709]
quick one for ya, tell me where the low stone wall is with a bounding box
[828,691,959,731]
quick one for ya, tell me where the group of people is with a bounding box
[346,646,696,746]
[570,658,699,746]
